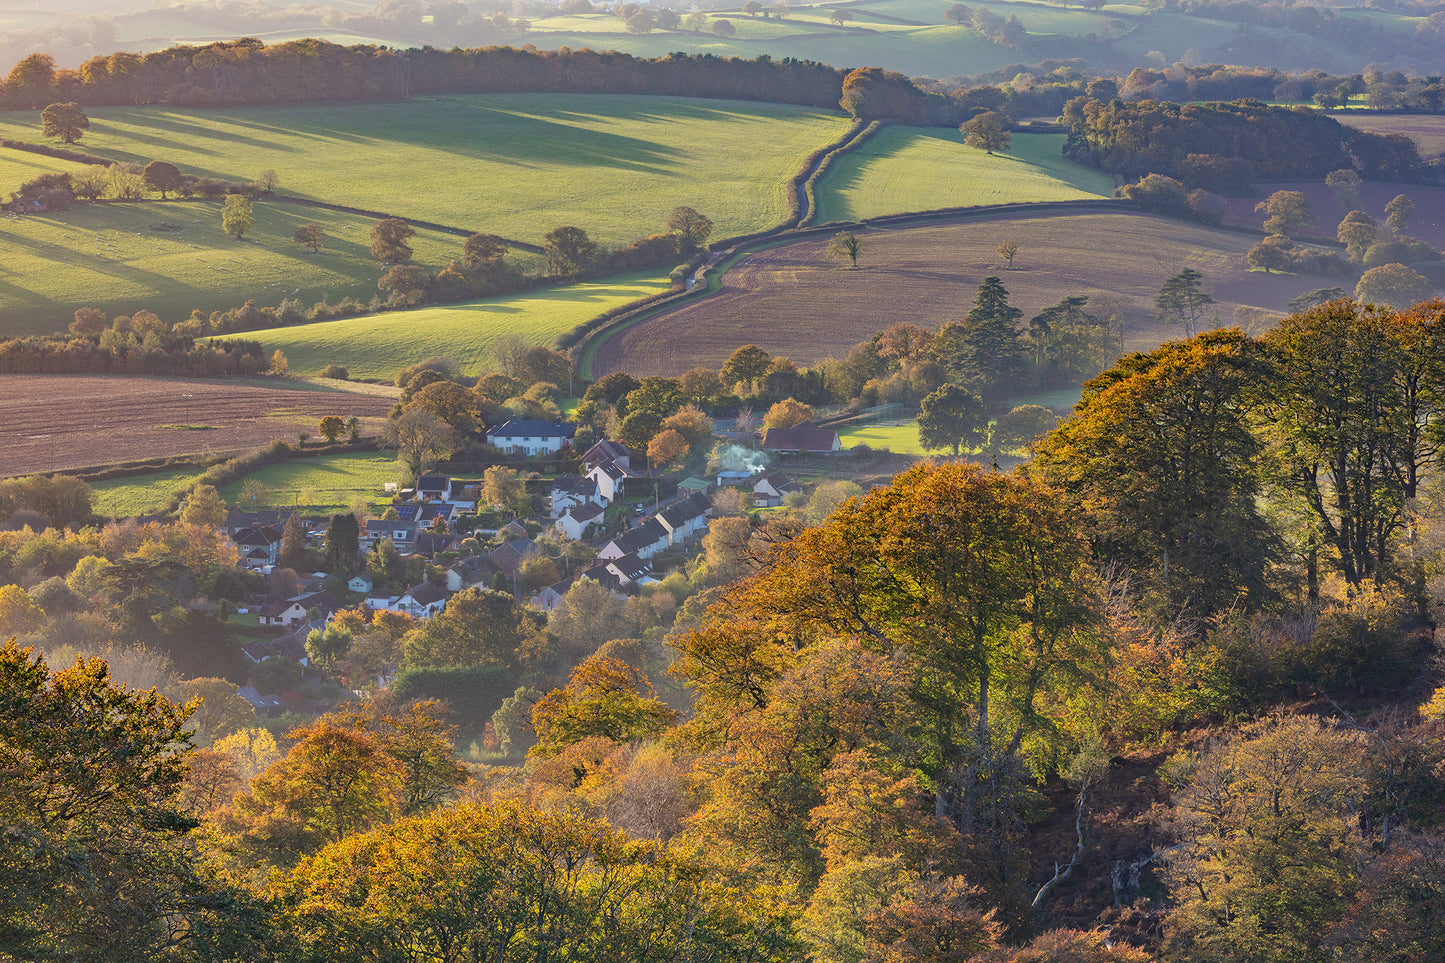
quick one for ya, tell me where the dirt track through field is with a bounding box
[0,376,392,477]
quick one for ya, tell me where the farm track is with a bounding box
[0,376,393,477]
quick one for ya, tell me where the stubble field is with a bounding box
[593,211,1332,376]
[0,376,392,476]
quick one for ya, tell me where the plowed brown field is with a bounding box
[0,376,392,477]
[593,211,1340,377]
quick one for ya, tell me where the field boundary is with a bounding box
[574,197,1131,378]
[269,194,546,253]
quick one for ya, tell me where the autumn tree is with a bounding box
[827,229,863,268]
[0,641,254,959]
[292,222,326,253]
[543,225,598,277]
[1034,330,1275,616]
[369,216,415,263]
[1326,168,1362,211]
[667,205,714,250]
[764,397,814,429]
[987,404,1057,462]
[221,194,254,240]
[179,482,226,529]
[996,239,1019,269]
[1155,268,1216,337]
[1355,263,1433,309]
[481,465,527,516]
[40,102,88,143]
[1337,211,1378,262]
[917,383,987,456]
[382,407,461,481]
[141,160,183,199]
[1385,193,1415,235]
[721,344,773,393]
[648,427,689,468]
[531,654,677,757]
[960,110,1011,154]
[401,586,532,670]
[318,415,345,443]
[1254,190,1313,238]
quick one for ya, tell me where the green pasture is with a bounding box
[90,466,208,518]
[0,147,88,195]
[87,451,403,517]
[240,270,673,381]
[814,129,1114,222]
[0,200,468,337]
[216,452,403,514]
[839,421,928,453]
[0,95,848,248]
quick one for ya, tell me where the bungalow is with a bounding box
[656,493,712,547]
[419,502,457,527]
[753,472,797,508]
[347,574,374,594]
[395,582,447,619]
[573,564,629,596]
[716,470,755,487]
[257,599,308,627]
[237,685,282,714]
[761,419,842,453]
[555,502,607,541]
[487,420,576,457]
[598,517,669,561]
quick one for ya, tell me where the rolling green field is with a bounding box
[0,95,848,248]
[814,129,1114,222]
[88,451,402,517]
[0,147,88,194]
[216,452,402,514]
[839,421,928,454]
[240,270,673,381]
[0,200,469,337]
[90,466,208,518]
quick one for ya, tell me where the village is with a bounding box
[222,416,845,715]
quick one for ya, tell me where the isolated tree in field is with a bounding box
[543,225,598,277]
[1246,235,1292,274]
[269,349,289,376]
[254,169,279,195]
[944,3,973,23]
[827,230,863,268]
[1155,267,1216,337]
[1355,263,1433,309]
[370,217,415,264]
[318,415,346,443]
[1326,168,1362,211]
[685,10,708,29]
[713,17,736,35]
[772,1,789,18]
[221,194,254,240]
[1385,193,1415,235]
[1254,190,1313,238]
[40,102,88,143]
[293,222,326,253]
[667,206,713,250]
[141,160,182,199]
[917,383,987,456]
[1337,210,1378,262]
[829,8,852,24]
[743,0,763,15]
[996,239,1019,269]
[960,110,1011,154]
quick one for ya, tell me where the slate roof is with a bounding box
[760,419,840,452]
[610,517,668,555]
[488,420,576,440]
[403,582,447,606]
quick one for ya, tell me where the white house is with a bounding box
[656,493,711,547]
[363,519,420,552]
[587,459,631,502]
[487,420,576,457]
[555,502,606,541]
[605,551,654,587]
[347,574,374,594]
[258,600,309,627]
[368,582,447,619]
[550,475,607,517]
[753,473,797,508]
[233,526,283,570]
